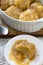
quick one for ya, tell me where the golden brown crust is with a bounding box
[31,2,43,18]
[4,6,22,19]
[19,9,39,21]
[14,0,34,10]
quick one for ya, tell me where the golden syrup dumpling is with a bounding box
[0,0,15,10]
[14,0,34,10]
[19,9,39,21]
[5,6,22,19]
[10,47,25,62]
[16,43,36,60]
[0,0,10,10]
[14,40,36,60]
[14,40,29,56]
[31,2,43,18]
[11,40,29,61]
[37,5,43,18]
[15,40,29,51]
[31,2,42,9]
[9,40,28,62]
[31,2,43,12]
[9,40,36,63]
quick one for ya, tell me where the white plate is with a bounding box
[4,35,43,65]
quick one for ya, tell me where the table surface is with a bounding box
[0,37,43,65]
[0,19,43,38]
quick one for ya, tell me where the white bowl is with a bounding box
[4,35,43,65]
[0,0,43,32]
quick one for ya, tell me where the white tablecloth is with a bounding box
[0,37,43,65]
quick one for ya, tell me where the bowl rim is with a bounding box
[0,9,43,23]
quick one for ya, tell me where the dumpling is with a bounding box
[5,6,22,19]
[14,0,34,10]
[31,2,42,9]
[19,9,39,21]
[14,40,36,60]
[31,2,43,18]
[0,0,9,10]
[31,2,43,12]
[0,0,15,10]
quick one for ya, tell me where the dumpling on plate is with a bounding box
[9,40,36,63]
[31,2,43,18]
[14,0,34,10]
[5,6,22,19]
[19,9,39,21]
[14,40,36,60]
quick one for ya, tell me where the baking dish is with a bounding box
[0,0,43,32]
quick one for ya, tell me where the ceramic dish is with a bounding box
[0,0,43,32]
[4,35,43,65]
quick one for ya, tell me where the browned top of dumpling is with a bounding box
[31,2,43,18]
[14,0,34,10]
[5,6,22,19]
[0,0,15,10]
[0,0,9,10]
[19,9,39,21]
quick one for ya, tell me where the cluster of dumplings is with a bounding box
[0,0,43,21]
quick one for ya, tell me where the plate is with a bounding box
[4,35,43,65]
